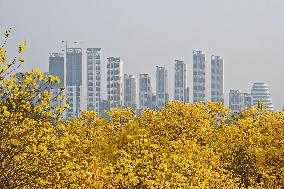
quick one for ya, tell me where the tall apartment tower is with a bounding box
[241,93,253,110]
[251,83,274,111]
[124,74,136,109]
[193,50,206,103]
[156,66,169,109]
[139,74,152,110]
[211,55,224,103]
[66,48,82,119]
[229,90,241,113]
[229,90,253,113]
[49,53,64,87]
[49,53,64,108]
[174,60,189,103]
[86,48,101,113]
[107,57,124,109]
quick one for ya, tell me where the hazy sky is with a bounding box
[1,0,284,110]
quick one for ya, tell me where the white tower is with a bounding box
[211,55,224,104]
[124,74,136,109]
[193,50,206,103]
[107,57,124,109]
[139,74,152,110]
[87,48,101,113]
[156,66,169,109]
[251,83,274,111]
[174,60,189,103]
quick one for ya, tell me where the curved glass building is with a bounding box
[251,83,274,111]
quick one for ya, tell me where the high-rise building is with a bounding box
[99,99,110,119]
[86,48,101,113]
[240,93,253,110]
[107,57,124,109]
[156,66,169,109]
[139,74,152,110]
[174,60,189,103]
[193,50,206,103]
[49,53,64,108]
[251,83,274,111]
[66,48,82,119]
[211,55,224,104]
[151,95,157,110]
[229,90,241,113]
[124,74,136,109]
[49,53,64,87]
[229,90,253,113]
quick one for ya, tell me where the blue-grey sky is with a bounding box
[1,0,284,110]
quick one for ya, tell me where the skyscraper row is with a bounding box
[192,51,225,104]
[48,48,274,119]
[228,82,274,113]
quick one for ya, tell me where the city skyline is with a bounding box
[47,46,275,118]
[1,0,284,110]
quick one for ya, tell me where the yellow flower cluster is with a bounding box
[0,32,283,188]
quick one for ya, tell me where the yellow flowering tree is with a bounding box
[214,107,284,188]
[0,30,283,188]
[103,103,239,188]
[0,30,68,188]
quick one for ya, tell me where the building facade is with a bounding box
[107,57,124,109]
[156,66,169,109]
[229,90,241,113]
[49,53,64,87]
[124,74,136,109]
[66,48,82,119]
[240,93,253,111]
[193,50,206,103]
[139,74,152,110]
[174,60,189,103]
[99,99,110,119]
[229,90,253,113]
[49,53,64,108]
[251,83,274,111]
[86,48,101,113]
[211,55,224,103]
